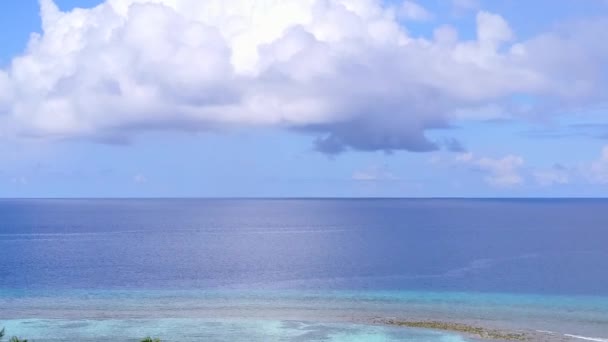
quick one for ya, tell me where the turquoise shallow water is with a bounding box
[1,318,468,342]
[1,289,607,341]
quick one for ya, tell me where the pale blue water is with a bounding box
[1,199,607,341]
[0,318,469,342]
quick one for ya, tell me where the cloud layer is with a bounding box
[0,0,607,153]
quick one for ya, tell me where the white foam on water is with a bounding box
[564,334,608,342]
[536,330,555,334]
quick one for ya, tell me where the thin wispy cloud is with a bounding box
[398,1,434,21]
[533,164,570,187]
[456,152,525,187]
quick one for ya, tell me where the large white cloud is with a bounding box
[0,0,606,153]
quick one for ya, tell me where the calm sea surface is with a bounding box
[1,199,607,341]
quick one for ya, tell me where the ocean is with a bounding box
[0,199,607,341]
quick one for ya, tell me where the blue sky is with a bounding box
[0,0,607,197]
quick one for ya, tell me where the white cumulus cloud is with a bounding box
[0,0,607,154]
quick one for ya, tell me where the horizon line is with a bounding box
[1,197,607,200]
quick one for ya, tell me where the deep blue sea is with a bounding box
[1,199,607,341]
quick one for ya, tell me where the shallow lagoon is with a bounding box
[1,318,468,342]
[1,289,607,341]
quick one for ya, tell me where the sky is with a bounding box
[0,0,608,198]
